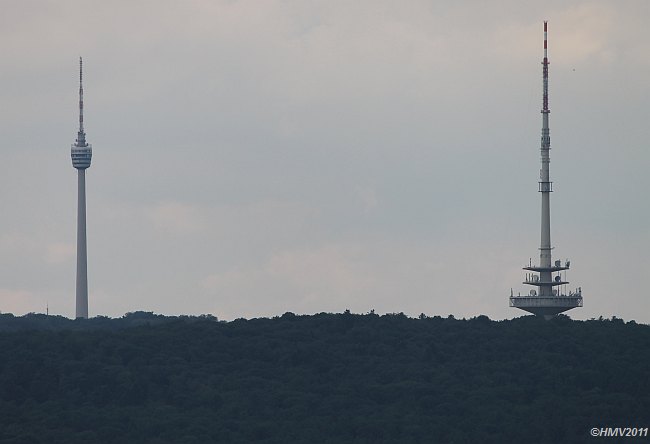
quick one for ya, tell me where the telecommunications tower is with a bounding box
[509,22,583,319]
[71,57,92,319]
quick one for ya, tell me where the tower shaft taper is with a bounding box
[76,169,88,318]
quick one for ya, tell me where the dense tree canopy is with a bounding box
[0,312,648,443]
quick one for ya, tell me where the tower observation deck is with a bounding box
[509,22,583,319]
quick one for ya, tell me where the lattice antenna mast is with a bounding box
[542,21,549,115]
[539,20,552,285]
[77,57,87,147]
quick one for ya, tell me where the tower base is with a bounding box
[510,295,583,319]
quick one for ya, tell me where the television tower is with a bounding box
[71,57,92,319]
[509,22,582,319]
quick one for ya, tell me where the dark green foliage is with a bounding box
[0,312,648,443]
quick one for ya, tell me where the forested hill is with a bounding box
[1,312,649,444]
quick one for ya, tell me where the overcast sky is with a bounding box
[1,0,648,322]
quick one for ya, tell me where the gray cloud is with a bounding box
[0,0,648,322]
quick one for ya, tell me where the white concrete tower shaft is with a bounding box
[539,21,552,296]
[71,57,92,319]
[76,169,88,318]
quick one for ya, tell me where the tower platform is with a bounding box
[510,291,583,320]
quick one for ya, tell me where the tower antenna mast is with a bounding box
[78,57,86,145]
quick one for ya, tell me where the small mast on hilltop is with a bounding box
[509,21,583,319]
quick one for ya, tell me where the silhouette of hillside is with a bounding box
[0,311,648,443]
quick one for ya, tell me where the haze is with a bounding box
[0,0,648,322]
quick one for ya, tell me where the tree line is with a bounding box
[0,311,648,443]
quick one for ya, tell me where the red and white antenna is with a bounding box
[542,21,549,114]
